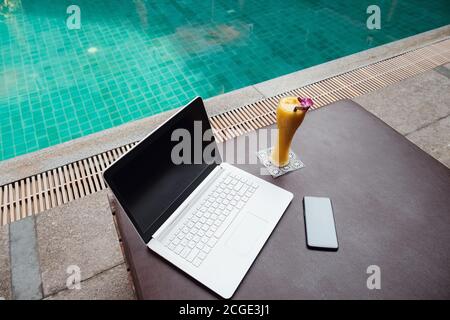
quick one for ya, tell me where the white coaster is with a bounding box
[256,147,305,178]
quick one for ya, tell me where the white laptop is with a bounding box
[104,97,293,298]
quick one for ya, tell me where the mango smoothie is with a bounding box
[270,96,312,167]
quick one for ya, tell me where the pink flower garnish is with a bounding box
[297,97,313,111]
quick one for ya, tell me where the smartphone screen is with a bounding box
[303,196,338,250]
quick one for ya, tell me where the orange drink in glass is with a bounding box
[270,96,312,167]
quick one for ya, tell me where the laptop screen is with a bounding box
[104,97,221,243]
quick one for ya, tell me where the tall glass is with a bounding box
[270,96,312,167]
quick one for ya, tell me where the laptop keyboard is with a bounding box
[163,171,259,267]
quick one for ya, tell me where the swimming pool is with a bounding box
[1,0,449,161]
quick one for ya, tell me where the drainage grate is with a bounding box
[1,39,450,225]
[1,143,136,225]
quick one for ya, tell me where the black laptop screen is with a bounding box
[104,97,220,243]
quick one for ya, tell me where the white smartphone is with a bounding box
[303,196,339,251]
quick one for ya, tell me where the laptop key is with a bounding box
[193,258,202,267]
[174,245,183,254]
[187,248,200,262]
[196,242,205,250]
[202,246,211,254]
[198,251,207,260]
[234,182,243,191]
[188,241,196,249]
[207,238,217,248]
[181,247,190,258]
[239,185,249,195]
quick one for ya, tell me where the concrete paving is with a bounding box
[0,224,11,300]
[434,63,450,79]
[35,190,124,297]
[407,116,450,168]
[9,217,43,300]
[45,263,135,300]
[353,70,450,136]
[354,67,450,169]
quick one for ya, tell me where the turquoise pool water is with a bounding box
[1,0,449,161]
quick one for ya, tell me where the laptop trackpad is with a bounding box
[226,212,268,257]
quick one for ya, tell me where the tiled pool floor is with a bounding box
[1,0,449,160]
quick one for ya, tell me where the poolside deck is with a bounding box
[1,30,450,300]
